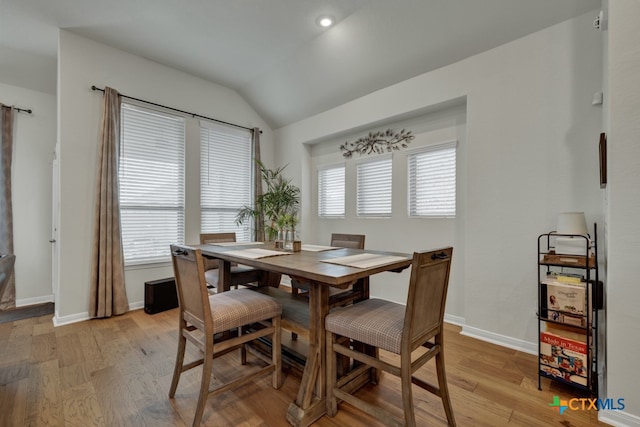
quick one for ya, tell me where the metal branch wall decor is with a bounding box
[339,128,415,158]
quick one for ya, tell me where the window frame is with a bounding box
[317,162,346,219]
[355,154,393,219]
[118,102,186,267]
[199,121,254,241]
[406,140,457,218]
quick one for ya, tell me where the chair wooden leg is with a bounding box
[401,356,416,427]
[326,331,338,417]
[169,332,187,398]
[272,316,282,389]
[240,326,247,365]
[349,340,379,382]
[193,350,214,427]
[335,336,351,379]
[372,347,381,384]
[436,351,456,426]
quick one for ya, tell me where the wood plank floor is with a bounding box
[0,308,610,426]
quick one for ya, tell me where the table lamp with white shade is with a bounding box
[555,212,591,255]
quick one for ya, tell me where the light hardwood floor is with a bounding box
[0,307,610,426]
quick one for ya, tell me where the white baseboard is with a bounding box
[460,324,537,355]
[444,313,465,327]
[16,294,54,307]
[53,311,90,327]
[600,410,640,427]
[52,301,145,327]
[129,301,144,310]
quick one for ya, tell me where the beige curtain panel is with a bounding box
[252,127,265,242]
[0,104,16,310]
[89,87,129,317]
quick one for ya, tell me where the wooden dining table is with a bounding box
[196,241,412,427]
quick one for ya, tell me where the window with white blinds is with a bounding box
[119,103,185,265]
[318,164,345,218]
[200,122,253,241]
[356,155,392,218]
[407,140,457,217]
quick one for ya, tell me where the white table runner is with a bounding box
[206,241,264,247]
[223,248,291,259]
[320,253,409,269]
[301,244,340,252]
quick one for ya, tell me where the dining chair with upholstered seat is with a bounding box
[199,232,261,291]
[168,244,282,426]
[325,247,456,427]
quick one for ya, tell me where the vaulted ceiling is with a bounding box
[0,0,600,128]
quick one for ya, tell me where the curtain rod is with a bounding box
[15,107,32,114]
[91,85,261,134]
[1,104,32,114]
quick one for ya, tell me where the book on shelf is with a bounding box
[545,310,585,326]
[543,280,587,316]
[544,272,584,285]
[539,327,588,386]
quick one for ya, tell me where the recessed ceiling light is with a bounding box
[317,16,334,28]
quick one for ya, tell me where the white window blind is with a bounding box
[119,103,185,265]
[318,164,345,218]
[200,122,253,241]
[407,141,457,217]
[356,156,392,218]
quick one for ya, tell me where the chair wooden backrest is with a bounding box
[291,233,365,295]
[170,245,211,331]
[402,247,453,352]
[200,233,237,271]
[0,254,16,299]
[200,232,236,244]
[330,233,365,249]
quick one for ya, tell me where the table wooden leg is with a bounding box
[217,260,231,292]
[286,283,329,427]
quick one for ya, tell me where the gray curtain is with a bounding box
[89,87,129,317]
[252,127,265,241]
[0,104,16,310]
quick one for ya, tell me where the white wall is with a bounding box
[276,12,603,352]
[308,104,467,319]
[0,82,56,306]
[602,1,640,425]
[56,30,274,323]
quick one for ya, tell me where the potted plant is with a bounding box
[235,160,300,242]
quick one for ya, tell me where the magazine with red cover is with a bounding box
[540,330,588,386]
